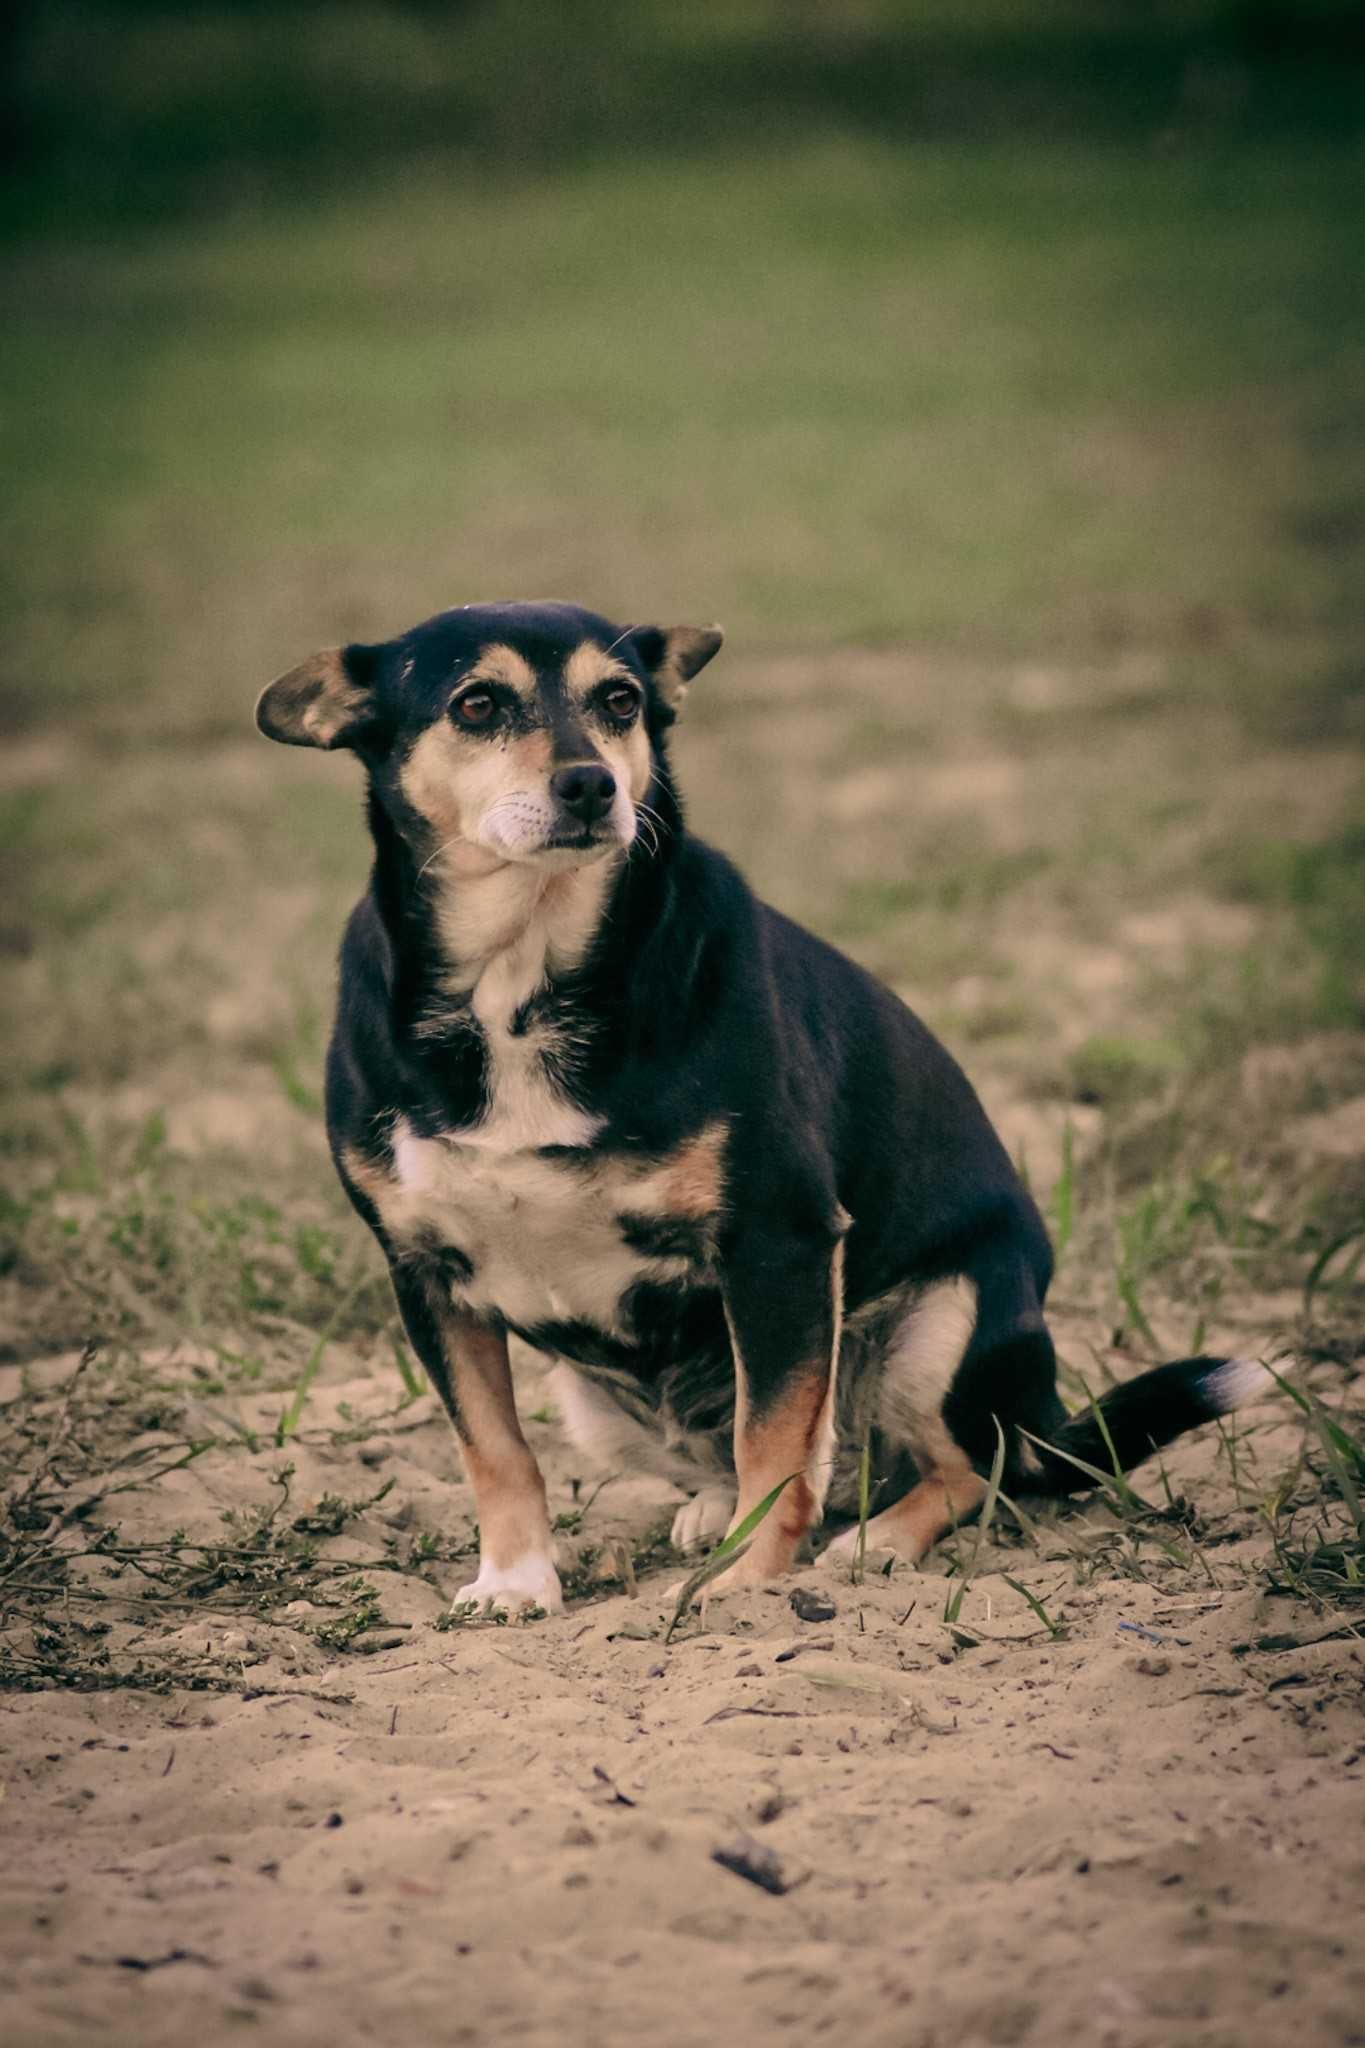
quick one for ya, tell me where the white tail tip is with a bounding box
[1207,1357,1275,1413]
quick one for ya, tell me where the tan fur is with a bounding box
[657,1121,728,1216]
[820,1275,984,1570]
[876,1274,978,1479]
[340,1143,391,1212]
[827,1470,988,1569]
[714,1368,831,1587]
[562,640,633,696]
[255,649,369,750]
[807,1233,846,1519]
[399,718,546,851]
[399,648,642,875]
[602,715,654,808]
[653,625,724,713]
[464,642,538,696]
[410,1306,561,1614]
[447,1319,551,1568]
[706,1235,844,1593]
[560,641,654,813]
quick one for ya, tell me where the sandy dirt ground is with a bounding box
[2,1327,1362,2048]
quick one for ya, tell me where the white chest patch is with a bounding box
[351,1118,728,1338]
[348,862,726,1337]
[420,859,613,1154]
[466,949,600,1155]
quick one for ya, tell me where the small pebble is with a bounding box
[789,1588,837,1624]
[712,1836,790,1896]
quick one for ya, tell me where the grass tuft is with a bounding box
[943,1420,1007,1629]
[664,1476,796,1645]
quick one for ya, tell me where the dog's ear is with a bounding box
[631,624,723,720]
[255,643,380,751]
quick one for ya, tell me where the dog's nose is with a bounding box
[551,762,617,824]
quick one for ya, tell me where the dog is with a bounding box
[256,599,1267,1616]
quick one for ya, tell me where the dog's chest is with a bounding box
[364,910,726,1337]
[379,1116,726,1338]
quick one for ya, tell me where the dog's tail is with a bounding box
[1022,1356,1271,1495]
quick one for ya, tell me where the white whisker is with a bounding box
[416,833,464,882]
[631,804,661,859]
[635,800,672,853]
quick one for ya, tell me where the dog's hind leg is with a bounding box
[823,1468,988,1567]
[821,1273,986,1568]
[705,1224,847,1593]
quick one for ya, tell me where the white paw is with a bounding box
[452,1552,563,1619]
[671,1484,737,1554]
[818,1525,900,1569]
[819,1525,860,1565]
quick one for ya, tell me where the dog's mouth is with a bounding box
[524,827,623,868]
[543,827,608,852]
[475,792,633,866]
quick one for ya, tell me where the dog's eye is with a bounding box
[603,685,640,722]
[453,689,496,728]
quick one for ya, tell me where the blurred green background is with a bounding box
[5,1,1365,718]
[1,2,1362,1363]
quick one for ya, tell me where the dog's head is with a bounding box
[256,601,721,870]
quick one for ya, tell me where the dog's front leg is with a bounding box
[707,1222,846,1594]
[391,1269,561,1618]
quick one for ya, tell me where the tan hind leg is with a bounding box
[824,1272,986,1567]
[822,1466,987,1567]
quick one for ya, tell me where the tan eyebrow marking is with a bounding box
[463,643,538,695]
[563,640,634,697]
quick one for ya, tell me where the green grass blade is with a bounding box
[1049,1119,1075,1265]
[1266,1365,1365,1481]
[1002,1573,1064,1637]
[1116,1268,1159,1352]
[1074,1372,1144,1512]
[943,1418,1006,1626]
[1017,1426,1158,1516]
[388,1330,425,1401]
[1303,1226,1365,1316]
[663,1473,796,1645]
[274,1273,373,1444]
[276,1327,328,1445]
[852,1430,872,1585]
[995,1488,1043,1548]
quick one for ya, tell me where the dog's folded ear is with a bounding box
[255,644,380,750]
[630,624,724,720]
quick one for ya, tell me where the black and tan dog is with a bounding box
[256,600,1266,1616]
